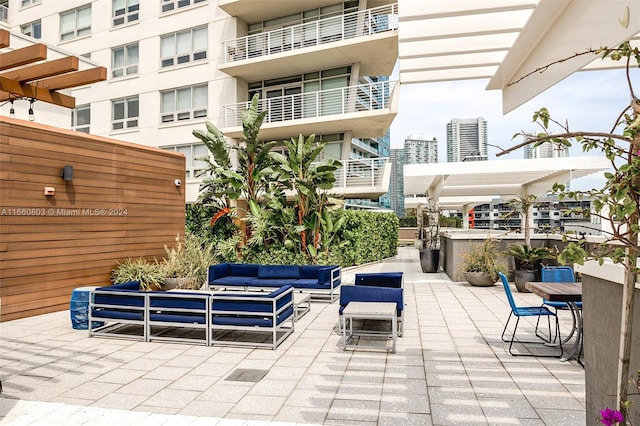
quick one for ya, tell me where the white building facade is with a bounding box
[446,117,488,162]
[1,0,398,203]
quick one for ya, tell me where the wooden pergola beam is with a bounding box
[0,57,79,83]
[0,76,75,108]
[0,29,9,48]
[0,44,48,71]
[35,67,107,90]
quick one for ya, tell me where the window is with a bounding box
[161,26,207,68]
[113,0,139,26]
[112,96,139,130]
[162,143,209,178]
[161,85,207,123]
[60,5,91,41]
[112,43,139,78]
[21,0,41,7]
[71,105,90,133]
[21,20,41,39]
[161,0,206,13]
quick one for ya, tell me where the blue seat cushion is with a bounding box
[91,309,143,320]
[247,278,297,287]
[212,276,253,286]
[99,281,141,291]
[258,265,300,279]
[292,279,330,289]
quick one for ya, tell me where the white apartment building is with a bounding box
[446,117,488,162]
[1,0,398,203]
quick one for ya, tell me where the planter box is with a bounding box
[575,260,640,426]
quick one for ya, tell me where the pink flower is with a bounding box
[600,407,624,426]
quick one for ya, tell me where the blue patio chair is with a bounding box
[498,272,562,357]
[540,266,580,343]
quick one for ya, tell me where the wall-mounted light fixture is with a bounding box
[2,97,36,121]
[9,100,15,118]
[61,165,73,181]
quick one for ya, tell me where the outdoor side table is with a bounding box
[70,286,104,330]
[342,301,397,353]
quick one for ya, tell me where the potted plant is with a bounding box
[111,257,165,291]
[504,243,554,292]
[161,234,215,290]
[417,199,441,273]
[460,239,506,286]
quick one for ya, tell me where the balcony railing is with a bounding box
[331,158,389,189]
[222,3,398,64]
[222,80,396,128]
[0,4,8,23]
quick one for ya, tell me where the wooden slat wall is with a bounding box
[0,118,186,322]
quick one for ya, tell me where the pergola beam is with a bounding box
[0,76,75,108]
[0,44,48,71]
[0,57,79,83]
[0,30,8,48]
[34,67,107,91]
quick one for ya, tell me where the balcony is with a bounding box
[219,4,398,81]
[220,80,398,140]
[331,158,391,199]
[0,4,7,23]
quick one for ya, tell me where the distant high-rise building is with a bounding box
[447,117,488,162]
[524,143,569,159]
[390,134,438,216]
[390,149,406,216]
[404,134,438,164]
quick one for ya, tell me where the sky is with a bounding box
[389,67,632,191]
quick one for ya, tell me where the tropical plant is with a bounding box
[460,239,506,282]
[267,134,343,263]
[193,93,277,239]
[504,243,554,271]
[505,193,538,246]
[161,234,215,289]
[502,41,640,415]
[417,198,441,250]
[111,257,164,291]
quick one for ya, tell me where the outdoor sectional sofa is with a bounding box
[207,263,342,302]
[88,281,294,349]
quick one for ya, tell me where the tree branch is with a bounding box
[496,131,630,157]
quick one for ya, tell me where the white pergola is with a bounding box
[397,0,637,221]
[398,0,640,113]
[403,156,610,227]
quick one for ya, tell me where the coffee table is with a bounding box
[342,301,397,353]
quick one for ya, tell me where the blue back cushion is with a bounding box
[355,272,403,288]
[299,265,319,279]
[258,265,300,279]
[208,264,230,284]
[229,263,260,276]
[339,285,403,312]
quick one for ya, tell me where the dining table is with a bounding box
[525,281,583,364]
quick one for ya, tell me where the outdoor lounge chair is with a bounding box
[498,272,562,357]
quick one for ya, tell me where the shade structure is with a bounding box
[0,29,106,109]
[403,156,611,211]
[398,0,640,112]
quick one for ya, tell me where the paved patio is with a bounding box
[0,247,586,425]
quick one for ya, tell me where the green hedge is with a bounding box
[331,210,398,266]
